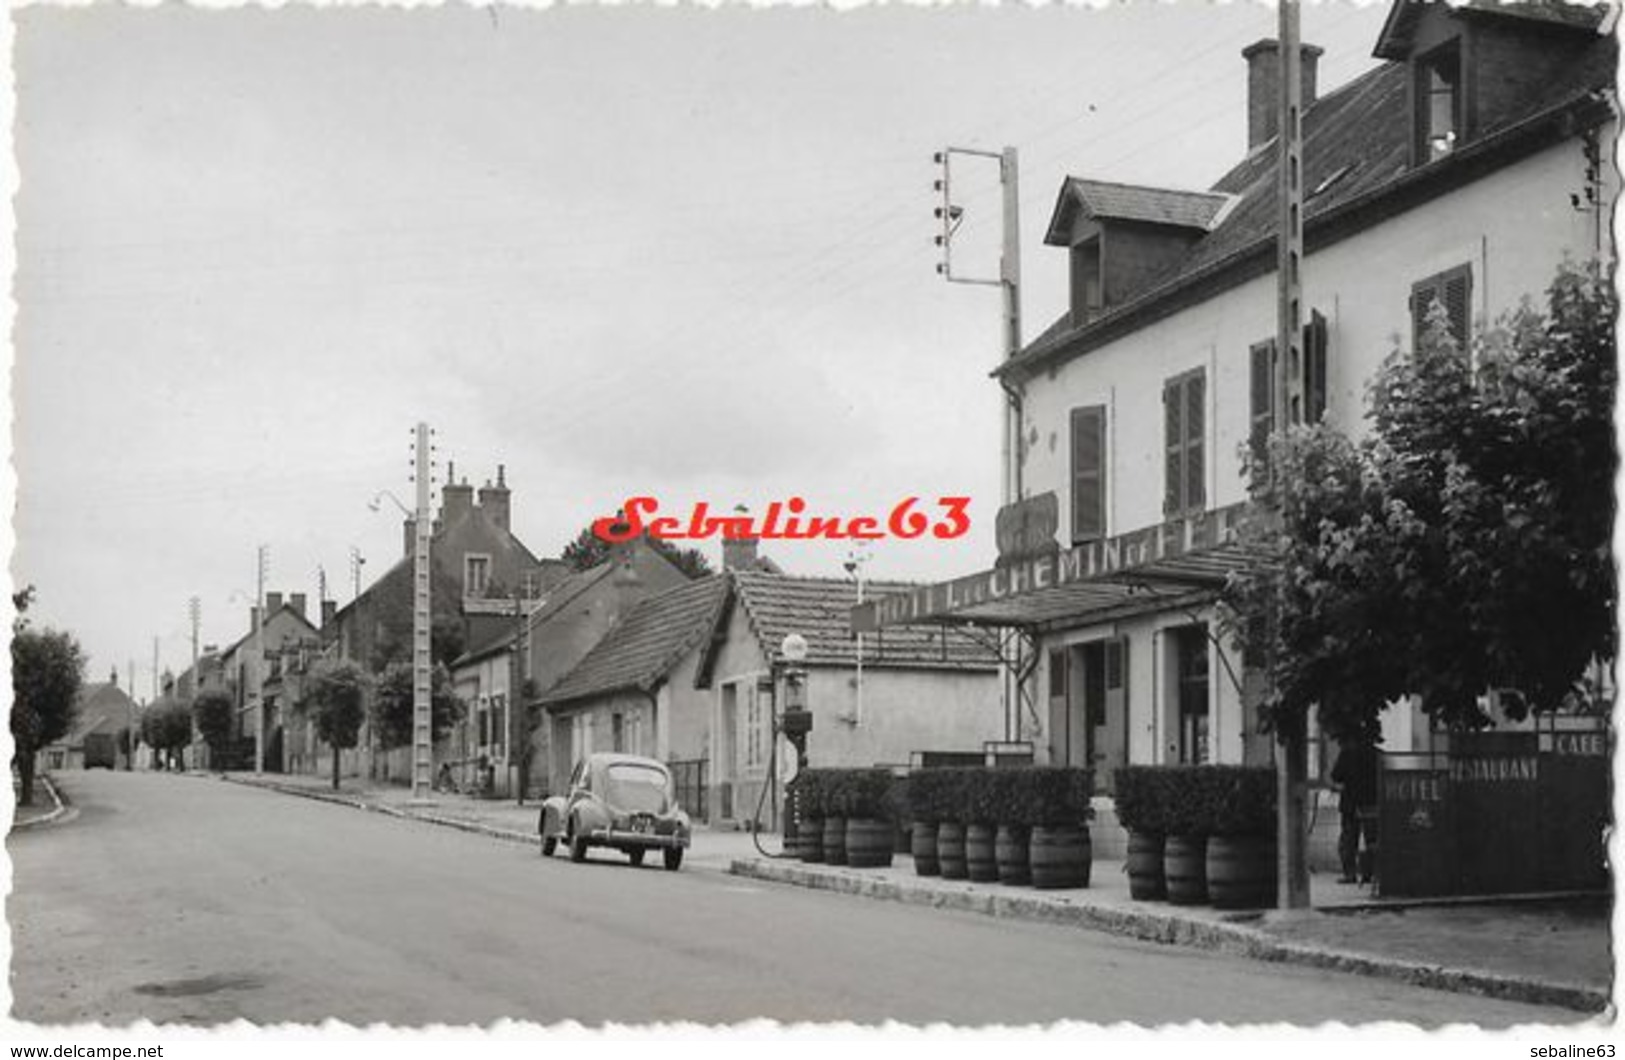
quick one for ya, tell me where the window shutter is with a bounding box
[1163,379,1182,517]
[1443,268,1471,347]
[1410,276,1442,353]
[1249,340,1275,466]
[1304,311,1328,424]
[1070,405,1106,543]
[1184,372,1206,512]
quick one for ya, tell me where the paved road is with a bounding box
[10,771,1587,1028]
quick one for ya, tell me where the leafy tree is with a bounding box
[193,690,237,760]
[297,659,369,790]
[560,523,712,580]
[11,623,86,805]
[1224,260,1616,740]
[140,700,194,771]
[370,661,464,751]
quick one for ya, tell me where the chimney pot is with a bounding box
[289,593,307,620]
[477,466,512,533]
[265,591,283,615]
[1243,38,1322,150]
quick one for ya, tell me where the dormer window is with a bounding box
[1416,41,1462,163]
[1070,237,1103,324]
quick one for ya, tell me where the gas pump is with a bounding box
[751,632,811,858]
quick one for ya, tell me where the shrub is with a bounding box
[1015,768,1094,827]
[1113,765,1170,835]
[832,768,895,819]
[789,769,828,819]
[1137,765,1277,837]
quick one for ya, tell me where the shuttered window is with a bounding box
[1304,310,1328,424]
[1248,339,1275,472]
[1411,264,1472,353]
[1163,368,1206,517]
[1069,405,1107,544]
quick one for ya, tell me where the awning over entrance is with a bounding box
[851,503,1262,636]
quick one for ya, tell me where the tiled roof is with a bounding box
[1053,179,1231,236]
[540,576,730,706]
[731,571,998,672]
[1010,20,1615,374]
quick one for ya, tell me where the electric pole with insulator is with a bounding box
[1274,0,1311,911]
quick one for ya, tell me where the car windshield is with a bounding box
[602,763,670,814]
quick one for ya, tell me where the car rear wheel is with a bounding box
[663,848,683,872]
[541,836,557,857]
[628,849,645,867]
[569,821,588,864]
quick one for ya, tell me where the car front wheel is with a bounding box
[663,848,683,872]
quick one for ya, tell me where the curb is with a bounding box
[728,858,1610,1015]
[12,775,71,831]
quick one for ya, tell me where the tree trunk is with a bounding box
[331,745,341,791]
[16,752,35,807]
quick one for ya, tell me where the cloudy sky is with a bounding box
[11,1,1390,691]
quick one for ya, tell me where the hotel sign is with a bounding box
[851,502,1250,633]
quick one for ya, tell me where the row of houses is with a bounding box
[127,462,1003,832]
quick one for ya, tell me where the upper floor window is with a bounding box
[1416,41,1462,164]
[464,553,491,598]
[1411,264,1472,352]
[1248,339,1277,476]
[1070,237,1103,324]
[1163,368,1206,518]
[1069,405,1107,544]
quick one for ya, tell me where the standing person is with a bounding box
[1331,737,1379,884]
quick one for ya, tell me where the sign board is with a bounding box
[994,492,1059,569]
[851,502,1248,633]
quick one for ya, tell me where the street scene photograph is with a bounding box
[7,0,1618,1045]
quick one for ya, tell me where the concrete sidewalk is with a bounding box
[219,771,1611,1014]
[728,850,1612,1015]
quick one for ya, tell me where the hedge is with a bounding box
[905,767,1093,828]
[1113,765,1275,837]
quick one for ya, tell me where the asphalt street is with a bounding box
[9,771,1590,1028]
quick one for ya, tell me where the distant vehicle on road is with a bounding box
[82,733,117,770]
[538,753,691,870]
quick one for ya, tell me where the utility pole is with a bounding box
[127,658,138,770]
[350,546,365,601]
[511,587,529,806]
[253,545,269,775]
[409,422,434,803]
[151,637,159,704]
[933,144,1026,740]
[1274,0,1311,911]
[189,596,202,769]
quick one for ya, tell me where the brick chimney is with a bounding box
[289,593,307,621]
[441,459,475,529]
[721,505,760,571]
[611,541,644,623]
[1243,39,1322,150]
[320,599,337,629]
[478,464,511,533]
[265,591,283,617]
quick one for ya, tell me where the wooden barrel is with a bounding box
[911,821,941,876]
[965,823,999,882]
[995,824,1032,886]
[1126,831,1167,901]
[1165,834,1209,905]
[1029,825,1091,889]
[1207,834,1276,909]
[937,822,968,879]
[799,818,825,863]
[846,817,895,868]
[822,817,848,866]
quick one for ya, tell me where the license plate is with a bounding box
[631,818,651,833]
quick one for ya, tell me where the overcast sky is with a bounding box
[11,1,1390,692]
